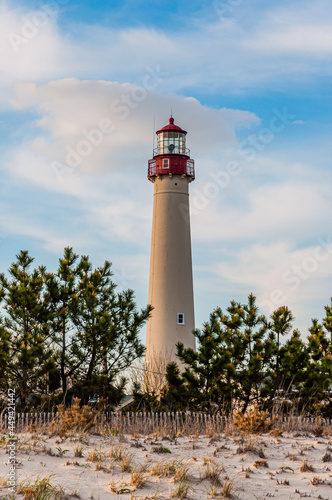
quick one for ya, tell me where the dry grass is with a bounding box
[16,474,66,499]
[0,476,9,487]
[86,448,104,463]
[65,460,80,467]
[149,459,189,482]
[95,461,104,471]
[233,406,274,434]
[109,444,125,461]
[276,478,289,485]
[253,460,269,468]
[322,451,332,462]
[285,452,298,461]
[108,444,134,471]
[299,460,315,472]
[73,444,84,458]
[50,397,100,437]
[150,460,173,477]
[236,437,265,458]
[207,483,220,498]
[169,480,189,499]
[173,461,190,482]
[130,463,149,489]
[201,461,223,486]
[120,452,134,472]
[241,466,252,478]
[313,419,325,437]
[139,352,172,395]
[311,476,325,485]
[221,476,234,498]
[130,492,161,500]
[270,429,283,437]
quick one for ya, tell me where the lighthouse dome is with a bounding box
[156,117,187,135]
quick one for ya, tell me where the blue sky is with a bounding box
[1,0,332,340]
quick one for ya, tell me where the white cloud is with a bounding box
[0,2,67,106]
[191,166,332,244]
[1,0,332,103]
[247,25,332,55]
[243,1,332,56]
[0,201,88,252]
[7,78,258,186]
[215,238,332,333]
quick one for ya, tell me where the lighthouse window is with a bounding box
[163,158,169,169]
[157,131,186,155]
[177,313,185,325]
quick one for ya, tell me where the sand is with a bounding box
[1,430,332,499]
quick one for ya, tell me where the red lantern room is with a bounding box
[148,117,195,181]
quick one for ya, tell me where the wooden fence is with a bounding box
[1,411,332,435]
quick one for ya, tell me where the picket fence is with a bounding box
[1,411,332,435]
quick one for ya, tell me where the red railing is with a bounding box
[186,159,195,178]
[148,159,156,175]
[148,158,195,179]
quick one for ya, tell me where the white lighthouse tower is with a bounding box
[145,117,196,384]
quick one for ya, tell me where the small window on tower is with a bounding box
[177,313,185,325]
[163,158,169,169]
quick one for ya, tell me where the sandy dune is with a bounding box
[1,430,332,499]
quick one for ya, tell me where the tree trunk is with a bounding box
[61,322,67,394]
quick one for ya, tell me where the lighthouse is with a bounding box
[145,117,196,386]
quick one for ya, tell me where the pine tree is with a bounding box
[305,317,332,411]
[270,306,294,369]
[262,306,295,405]
[165,298,252,413]
[162,362,188,410]
[277,329,309,409]
[45,247,82,396]
[70,255,151,405]
[235,294,274,412]
[165,296,298,413]
[214,299,249,412]
[0,251,54,406]
[323,297,332,344]
[165,311,233,412]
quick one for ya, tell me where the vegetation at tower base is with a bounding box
[0,249,331,417]
[161,294,332,416]
[0,248,151,410]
